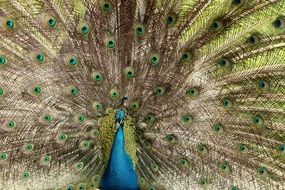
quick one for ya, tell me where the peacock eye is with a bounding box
[5,19,15,29]
[239,144,248,153]
[199,178,208,186]
[124,67,135,79]
[166,12,177,26]
[0,55,7,65]
[24,143,34,152]
[197,144,208,154]
[165,134,177,143]
[278,144,285,152]
[57,133,68,143]
[218,58,231,68]
[252,115,263,126]
[149,53,160,65]
[149,187,155,190]
[257,167,268,176]
[219,162,230,172]
[232,0,243,5]
[74,162,84,170]
[178,158,190,168]
[258,80,269,90]
[144,114,155,123]
[92,175,100,183]
[90,129,99,138]
[134,24,145,36]
[21,171,30,180]
[273,16,285,29]
[36,53,45,63]
[41,155,51,164]
[91,71,104,83]
[181,52,191,62]
[7,120,16,129]
[80,25,90,35]
[76,114,85,123]
[42,114,53,123]
[186,87,199,97]
[68,86,79,96]
[93,102,103,112]
[212,123,223,133]
[143,141,152,149]
[109,89,120,99]
[231,186,239,190]
[106,38,116,49]
[221,98,232,108]
[77,183,87,190]
[211,20,224,32]
[67,185,74,190]
[154,86,165,96]
[79,140,91,150]
[247,34,260,45]
[181,115,193,124]
[151,163,159,172]
[129,101,140,111]
[68,56,78,67]
[139,177,146,185]
[102,2,111,12]
[33,86,42,95]
[0,152,8,161]
[47,17,57,28]
[0,87,5,96]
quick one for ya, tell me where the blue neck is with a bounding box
[100,116,138,190]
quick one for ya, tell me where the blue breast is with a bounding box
[100,111,138,190]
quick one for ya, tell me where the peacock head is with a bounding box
[115,109,125,129]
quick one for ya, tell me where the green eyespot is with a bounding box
[109,89,120,99]
[36,53,45,63]
[218,58,231,68]
[165,134,177,143]
[273,16,285,29]
[129,101,140,111]
[77,183,87,190]
[154,86,165,96]
[91,71,104,83]
[252,115,263,126]
[181,52,191,62]
[212,123,223,133]
[6,120,16,129]
[102,2,111,12]
[75,162,84,170]
[151,163,159,172]
[24,143,34,153]
[166,12,177,26]
[57,133,67,143]
[186,87,199,97]
[257,167,268,176]
[93,102,103,112]
[199,178,208,186]
[258,80,269,90]
[0,87,5,96]
[79,140,91,150]
[21,171,30,180]
[0,55,7,65]
[68,86,79,96]
[41,155,51,164]
[124,67,135,79]
[149,54,160,65]
[68,56,78,67]
[90,129,99,138]
[239,144,249,153]
[278,144,285,153]
[135,24,145,36]
[145,114,155,123]
[230,186,239,190]
[178,158,190,168]
[75,114,85,123]
[47,17,57,28]
[219,162,230,172]
[81,25,90,35]
[143,141,152,150]
[211,20,223,32]
[221,98,232,109]
[106,38,116,49]
[43,114,53,123]
[181,115,193,124]
[0,152,8,161]
[247,34,261,45]
[197,144,208,154]
[33,86,42,95]
[5,18,15,29]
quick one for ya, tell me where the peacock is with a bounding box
[0,0,285,189]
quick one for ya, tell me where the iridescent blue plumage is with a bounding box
[100,110,138,190]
